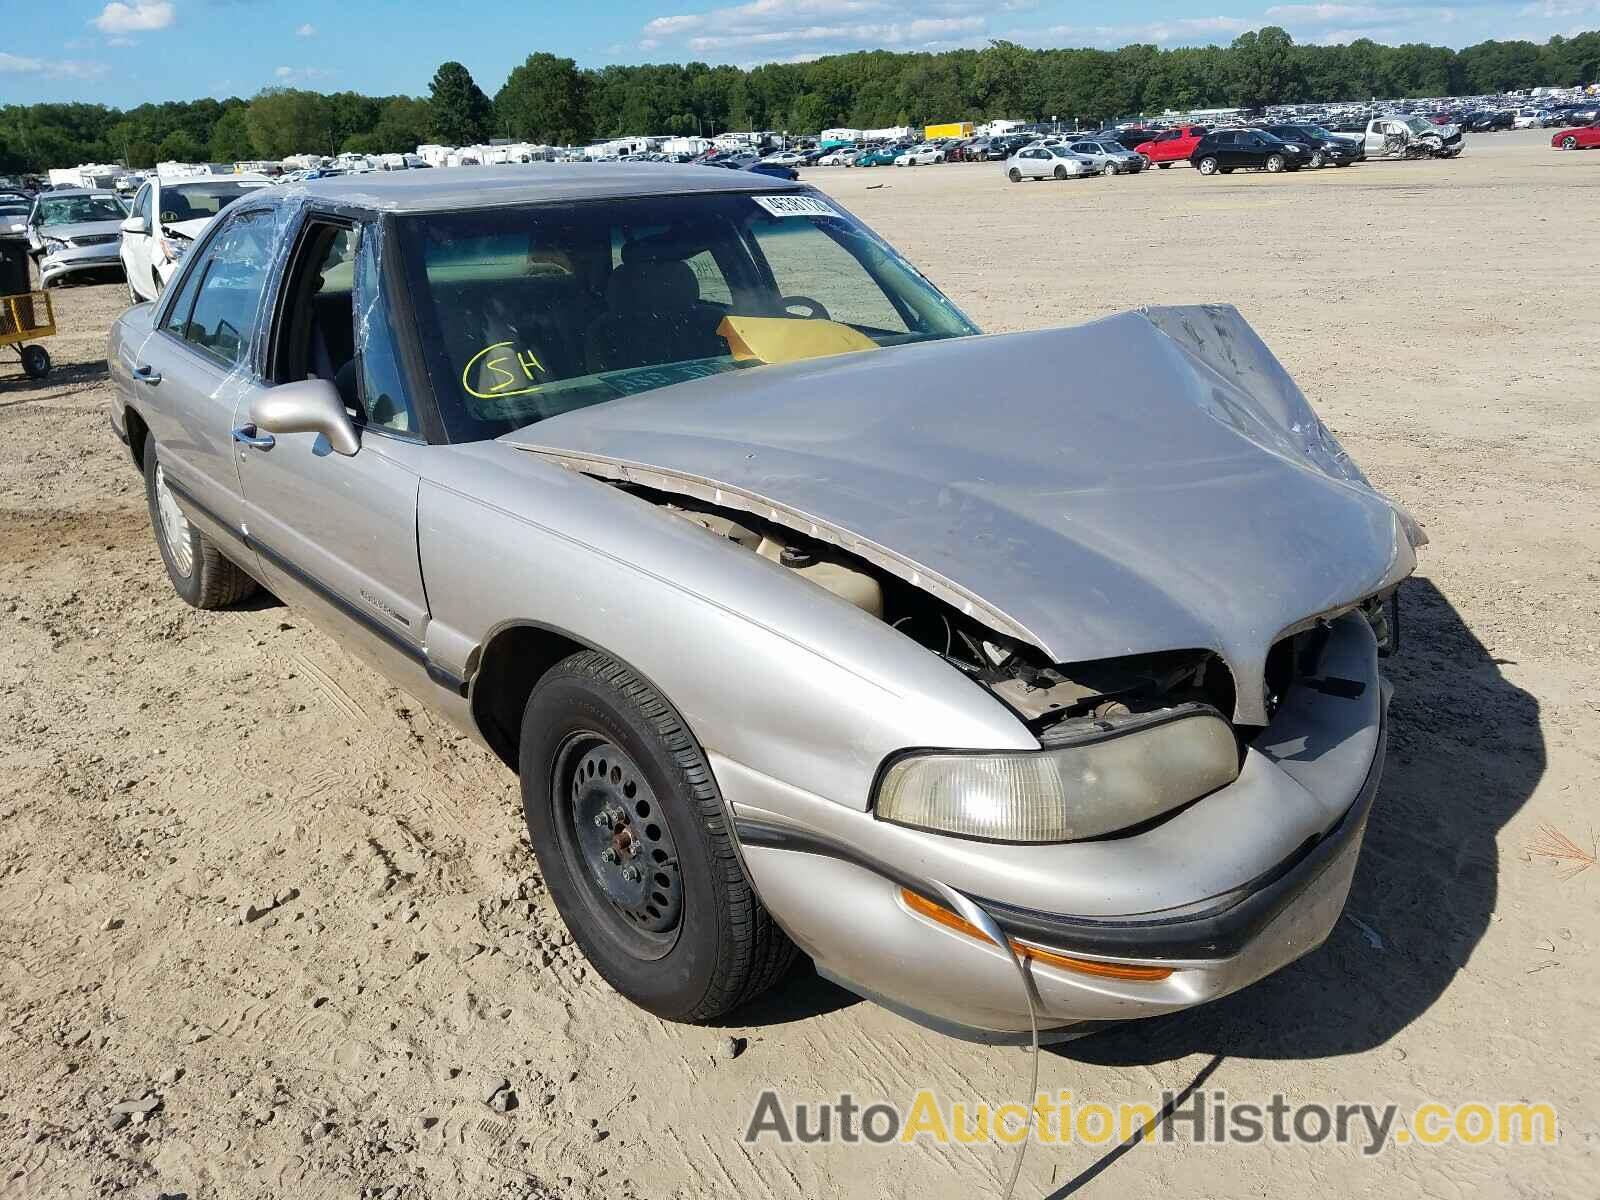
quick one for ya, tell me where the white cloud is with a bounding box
[92,2,176,34]
[645,0,999,55]
[296,22,317,37]
[1037,15,1254,46]
[274,64,334,82]
[0,50,111,79]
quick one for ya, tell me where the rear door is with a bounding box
[232,213,435,687]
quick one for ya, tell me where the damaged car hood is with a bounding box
[504,305,1420,723]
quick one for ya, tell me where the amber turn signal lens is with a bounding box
[899,888,1174,982]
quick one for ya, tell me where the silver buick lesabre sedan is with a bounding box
[106,166,1422,1043]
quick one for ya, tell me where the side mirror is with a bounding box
[120,215,147,235]
[251,378,360,457]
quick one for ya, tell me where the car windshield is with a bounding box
[1404,118,1433,134]
[399,190,980,442]
[37,194,125,225]
[1049,146,1075,157]
[1303,126,1335,139]
[160,181,264,223]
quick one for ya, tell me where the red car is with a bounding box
[1134,125,1210,168]
[1552,121,1600,150]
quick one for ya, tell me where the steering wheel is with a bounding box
[781,295,831,320]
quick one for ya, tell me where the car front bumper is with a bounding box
[724,609,1390,1041]
[40,245,124,286]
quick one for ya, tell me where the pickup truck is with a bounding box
[1362,115,1463,159]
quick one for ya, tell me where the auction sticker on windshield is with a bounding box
[752,195,839,218]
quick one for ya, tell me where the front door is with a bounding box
[121,182,154,294]
[232,216,434,689]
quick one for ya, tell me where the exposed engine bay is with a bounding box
[634,485,1266,738]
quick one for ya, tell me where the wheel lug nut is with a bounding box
[621,865,640,883]
[601,848,618,865]
[593,813,609,828]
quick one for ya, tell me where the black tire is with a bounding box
[143,439,257,609]
[1053,164,1066,180]
[126,273,140,305]
[20,345,49,379]
[1008,166,1021,182]
[1562,136,1577,150]
[1197,156,1218,176]
[1310,151,1325,168]
[1266,154,1286,173]
[1157,162,1171,168]
[520,650,797,1022]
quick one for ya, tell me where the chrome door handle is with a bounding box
[231,424,275,450]
[134,364,161,385]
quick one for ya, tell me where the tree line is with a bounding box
[3,28,1597,172]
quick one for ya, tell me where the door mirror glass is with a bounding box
[251,378,361,456]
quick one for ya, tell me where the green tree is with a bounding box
[1229,27,1303,108]
[496,53,590,144]
[210,107,257,162]
[427,61,492,144]
[246,89,334,158]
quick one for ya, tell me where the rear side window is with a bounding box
[171,210,275,368]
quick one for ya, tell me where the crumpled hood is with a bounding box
[39,219,124,247]
[505,305,1420,722]
[163,216,214,241]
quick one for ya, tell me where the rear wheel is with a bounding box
[520,650,797,1021]
[1197,156,1219,176]
[1008,166,1021,182]
[20,345,50,379]
[1157,162,1171,168]
[143,439,257,609]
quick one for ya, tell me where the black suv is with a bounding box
[1190,129,1306,175]
[1266,124,1362,167]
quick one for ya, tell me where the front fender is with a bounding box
[416,442,1035,809]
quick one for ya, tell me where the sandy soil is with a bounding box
[1,128,1595,1199]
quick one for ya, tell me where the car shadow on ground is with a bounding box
[1056,575,1543,1067]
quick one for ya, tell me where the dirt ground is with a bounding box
[1,127,1595,1199]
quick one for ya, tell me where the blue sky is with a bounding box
[4,0,1598,106]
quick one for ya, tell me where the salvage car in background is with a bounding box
[1553,120,1600,150]
[120,173,272,303]
[26,188,128,287]
[895,144,946,166]
[1191,129,1305,174]
[1006,144,1096,181]
[1266,124,1364,167]
[107,166,1421,1042]
[1362,115,1463,159]
[1065,139,1146,174]
[1134,125,1209,167]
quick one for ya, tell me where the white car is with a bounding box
[1512,108,1551,129]
[119,174,272,302]
[815,149,856,166]
[895,144,946,166]
[1005,144,1096,182]
[761,151,806,166]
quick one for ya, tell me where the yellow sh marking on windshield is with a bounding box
[462,341,546,400]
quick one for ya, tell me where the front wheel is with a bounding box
[20,345,50,379]
[1562,136,1578,150]
[1310,151,1325,168]
[1197,156,1219,176]
[520,650,797,1022]
[1053,165,1066,180]
[1265,154,1286,173]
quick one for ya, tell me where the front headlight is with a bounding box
[874,705,1240,843]
[158,236,187,263]
[43,237,69,255]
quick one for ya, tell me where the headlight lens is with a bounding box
[43,237,69,254]
[158,236,187,263]
[874,706,1240,842]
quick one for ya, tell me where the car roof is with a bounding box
[36,188,118,198]
[289,163,803,214]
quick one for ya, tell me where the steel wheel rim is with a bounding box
[153,462,194,577]
[555,732,683,959]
